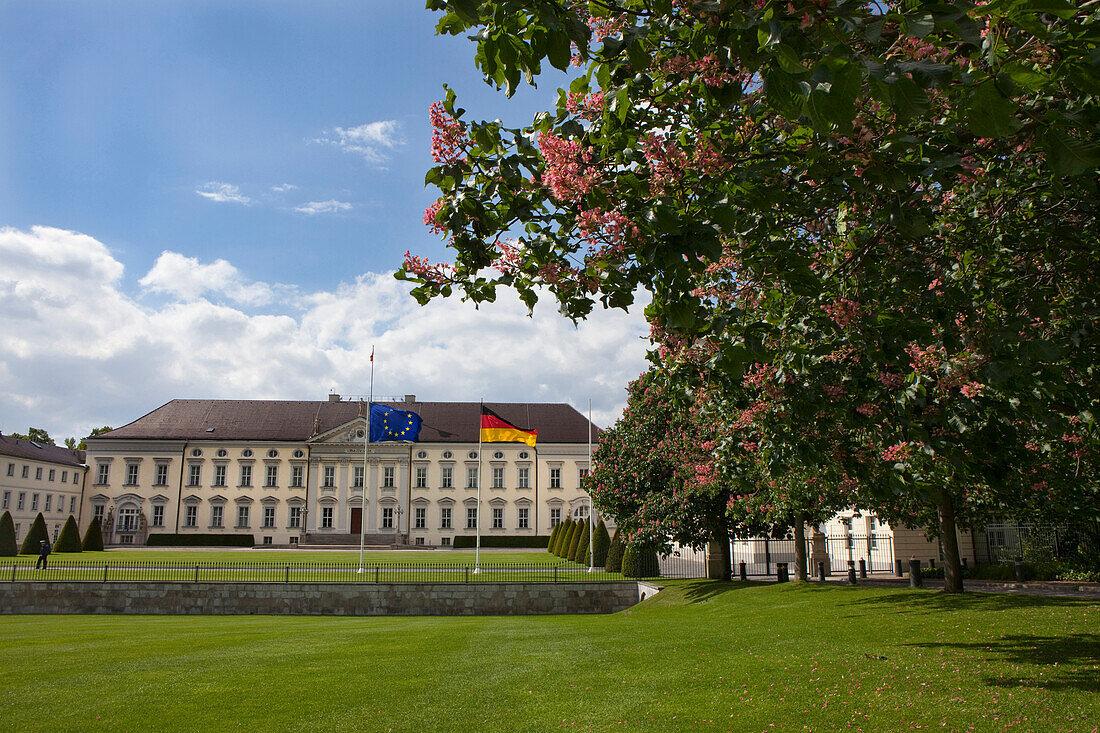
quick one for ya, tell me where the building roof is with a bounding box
[90,399,600,444]
[0,434,86,467]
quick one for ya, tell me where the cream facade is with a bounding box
[0,435,87,545]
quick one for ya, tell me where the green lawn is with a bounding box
[16,548,562,564]
[1,582,1096,732]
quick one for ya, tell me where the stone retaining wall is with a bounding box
[0,581,646,616]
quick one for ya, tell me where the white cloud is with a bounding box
[315,120,403,166]
[195,182,250,204]
[139,251,274,306]
[294,200,353,215]
[0,226,649,442]
[271,183,298,193]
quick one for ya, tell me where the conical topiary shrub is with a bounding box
[605,527,624,573]
[53,516,82,553]
[0,511,17,556]
[621,544,661,578]
[550,520,564,555]
[19,513,49,555]
[547,523,561,553]
[575,520,591,565]
[82,516,104,552]
[566,519,584,562]
[591,520,611,568]
[559,520,577,558]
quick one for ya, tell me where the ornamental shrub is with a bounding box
[551,520,567,555]
[591,520,611,568]
[566,519,584,562]
[19,513,49,555]
[53,516,82,553]
[0,511,17,556]
[605,527,624,573]
[81,517,104,551]
[560,520,577,558]
[547,523,561,553]
[621,544,661,579]
[575,520,591,565]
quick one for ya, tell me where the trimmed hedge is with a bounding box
[82,517,104,551]
[621,544,661,578]
[566,520,584,561]
[53,516,82,552]
[556,520,575,557]
[547,523,561,552]
[575,520,591,565]
[605,527,624,573]
[0,511,17,557]
[591,520,611,568]
[451,535,552,549]
[19,513,49,555]
[146,533,255,547]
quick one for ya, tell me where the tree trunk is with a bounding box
[794,514,809,581]
[937,489,965,593]
[707,528,732,580]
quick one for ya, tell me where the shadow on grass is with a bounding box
[907,634,1100,693]
[841,587,1098,614]
[673,579,773,603]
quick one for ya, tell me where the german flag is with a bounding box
[480,406,537,446]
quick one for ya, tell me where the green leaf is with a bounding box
[1042,127,1100,177]
[902,13,934,39]
[450,0,480,25]
[613,86,630,123]
[888,76,930,121]
[966,81,1019,138]
[547,29,571,72]
[627,41,649,72]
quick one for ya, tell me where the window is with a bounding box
[56,495,64,512]
[517,467,529,489]
[263,506,276,528]
[414,467,427,488]
[69,497,76,513]
[1,491,7,509]
[289,506,302,529]
[61,470,67,483]
[52,525,59,541]
[239,465,252,487]
[323,466,335,488]
[518,507,529,529]
[550,507,561,527]
[211,505,224,527]
[549,468,561,488]
[213,465,227,487]
[466,466,478,488]
[382,507,394,529]
[353,466,364,488]
[291,465,304,488]
[440,507,452,529]
[154,464,168,486]
[121,464,136,485]
[321,506,333,528]
[188,464,201,486]
[466,507,478,529]
[265,465,278,488]
[441,467,453,489]
[263,536,273,545]
[415,537,425,546]
[492,467,504,489]
[49,469,56,481]
[5,463,12,477]
[21,465,29,479]
[184,505,197,527]
[579,467,589,485]
[267,449,278,458]
[217,449,228,458]
[414,507,426,529]
[93,504,104,521]
[441,537,451,546]
[18,493,26,510]
[152,505,164,527]
[236,505,250,528]
[35,467,43,480]
[96,464,109,484]
[73,471,79,484]
[31,494,39,510]
[382,466,395,488]
[293,449,304,458]
[492,507,504,529]
[44,495,52,512]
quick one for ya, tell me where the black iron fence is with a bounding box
[4,560,631,584]
[730,534,895,577]
[984,522,1100,564]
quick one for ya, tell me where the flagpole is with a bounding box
[358,346,374,573]
[587,399,595,572]
[474,399,483,574]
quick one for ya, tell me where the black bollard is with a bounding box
[847,560,857,585]
[929,558,936,569]
[817,561,826,581]
[858,558,867,578]
[909,558,923,588]
[776,562,789,583]
[1014,559,1025,582]
[895,559,905,577]
[739,561,748,581]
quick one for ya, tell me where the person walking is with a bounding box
[35,539,51,570]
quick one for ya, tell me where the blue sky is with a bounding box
[0,1,648,441]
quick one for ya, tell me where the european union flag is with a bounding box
[369,404,422,442]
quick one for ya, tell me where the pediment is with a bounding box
[308,417,369,445]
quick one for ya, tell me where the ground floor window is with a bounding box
[466,507,478,529]
[185,505,197,527]
[263,506,276,528]
[289,536,299,545]
[492,507,504,529]
[441,507,452,529]
[289,506,302,528]
[382,507,394,529]
[414,507,426,529]
[550,507,561,527]
[211,505,224,528]
[518,507,529,529]
[321,506,333,528]
[440,537,451,546]
[263,536,273,545]
[152,505,164,527]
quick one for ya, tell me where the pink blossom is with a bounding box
[537,131,597,202]
[428,101,468,165]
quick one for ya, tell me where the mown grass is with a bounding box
[13,548,565,564]
[1,582,1096,732]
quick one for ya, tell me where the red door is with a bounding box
[350,508,362,534]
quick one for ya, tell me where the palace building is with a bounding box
[0,434,88,545]
[82,395,599,547]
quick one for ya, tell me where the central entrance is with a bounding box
[350,508,362,534]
